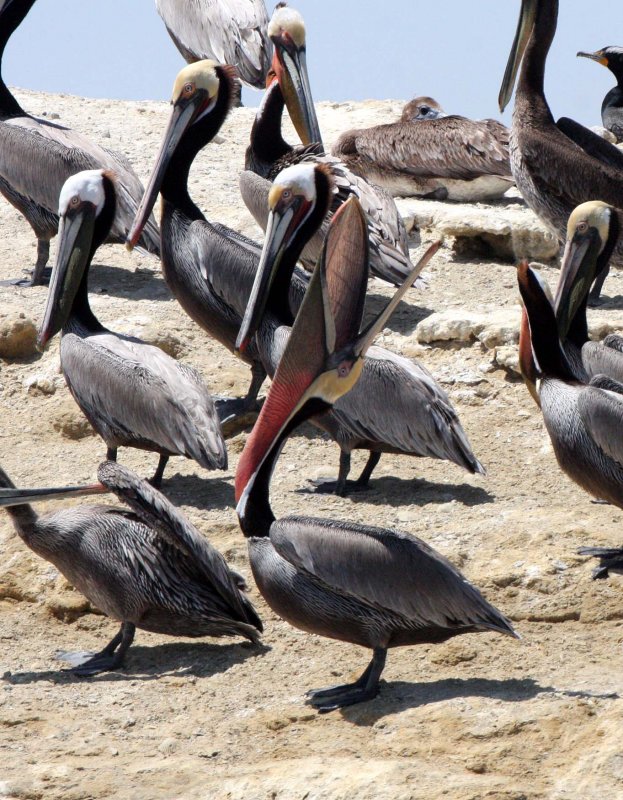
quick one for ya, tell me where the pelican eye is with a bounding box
[70,195,80,207]
[281,188,292,201]
[337,362,351,378]
[182,82,195,97]
[576,221,589,234]
[420,106,430,115]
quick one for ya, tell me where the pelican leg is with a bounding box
[306,648,387,712]
[106,447,118,462]
[71,622,136,676]
[0,240,52,287]
[150,454,169,488]
[308,450,351,496]
[355,452,382,488]
[244,362,267,410]
[588,266,610,306]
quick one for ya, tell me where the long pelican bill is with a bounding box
[276,43,322,146]
[235,192,440,515]
[0,483,108,508]
[499,0,538,112]
[38,203,97,349]
[554,202,612,339]
[126,100,199,250]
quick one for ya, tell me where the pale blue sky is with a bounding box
[3,0,616,126]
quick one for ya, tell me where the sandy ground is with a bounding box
[1,88,623,800]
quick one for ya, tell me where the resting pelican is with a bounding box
[155,0,272,90]
[332,97,513,202]
[499,0,623,301]
[0,460,262,674]
[239,4,417,286]
[578,47,623,142]
[0,0,159,285]
[554,202,623,383]
[237,162,485,495]
[235,199,517,711]
[127,60,309,413]
[40,169,227,487]
[518,260,623,579]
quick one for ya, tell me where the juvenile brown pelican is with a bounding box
[240,4,417,286]
[519,260,623,578]
[578,47,623,142]
[237,162,485,495]
[0,0,159,285]
[41,169,227,487]
[127,60,309,412]
[332,97,513,202]
[0,460,262,674]
[554,202,623,383]
[499,0,623,301]
[235,199,517,711]
[155,0,272,90]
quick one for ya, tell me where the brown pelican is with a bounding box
[155,0,272,90]
[518,260,623,578]
[239,4,418,286]
[0,460,262,674]
[332,97,513,202]
[577,47,623,142]
[40,169,227,487]
[234,198,517,711]
[554,202,623,383]
[0,0,159,286]
[237,162,485,495]
[127,60,310,412]
[499,0,623,302]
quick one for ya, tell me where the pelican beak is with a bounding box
[577,50,609,67]
[499,0,538,112]
[235,195,439,524]
[554,231,601,339]
[38,202,97,349]
[271,35,323,147]
[236,187,313,355]
[518,305,540,406]
[126,94,207,250]
[0,483,108,508]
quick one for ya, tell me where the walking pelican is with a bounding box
[0,460,262,674]
[155,0,272,90]
[332,97,513,202]
[235,198,517,711]
[237,162,485,495]
[499,0,623,301]
[127,60,309,413]
[239,3,418,286]
[0,0,159,285]
[40,169,227,487]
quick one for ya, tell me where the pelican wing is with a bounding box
[578,385,623,467]
[556,117,623,173]
[332,346,484,472]
[155,0,272,88]
[333,117,511,180]
[0,117,159,251]
[270,516,513,634]
[61,331,226,468]
[95,464,262,630]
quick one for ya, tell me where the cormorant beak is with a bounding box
[554,230,602,340]
[235,195,439,518]
[499,0,538,112]
[0,482,108,508]
[126,91,212,250]
[577,50,609,67]
[271,35,323,147]
[38,202,97,350]
[236,189,313,355]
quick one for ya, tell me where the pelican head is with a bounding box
[127,60,238,250]
[236,162,334,354]
[401,97,447,123]
[554,201,616,338]
[235,196,439,532]
[267,4,322,147]
[499,0,539,112]
[38,169,115,349]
